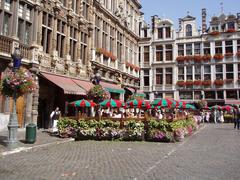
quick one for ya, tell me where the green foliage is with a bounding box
[87,85,110,103]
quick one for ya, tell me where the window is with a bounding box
[144,46,149,62]
[225,40,233,53]
[71,0,79,14]
[186,66,192,80]
[194,43,200,55]
[110,27,115,54]
[143,29,147,37]
[178,67,184,80]
[117,32,123,61]
[165,68,172,84]
[156,45,163,61]
[237,40,240,52]
[204,65,211,80]
[186,24,192,37]
[238,64,240,79]
[94,16,101,48]
[17,3,32,44]
[165,44,173,61]
[228,22,235,30]
[102,21,108,50]
[217,91,224,99]
[194,91,201,100]
[4,0,11,11]
[1,0,13,36]
[203,42,210,55]
[215,41,222,54]
[226,64,234,79]
[56,20,66,58]
[186,44,192,55]
[144,70,149,86]
[178,44,184,56]
[215,65,223,80]
[69,27,77,61]
[226,90,237,99]
[80,32,88,65]
[41,12,53,53]
[194,66,201,80]
[212,25,219,31]
[165,27,171,38]
[158,28,163,39]
[2,13,11,35]
[82,0,89,20]
[156,68,163,85]
[205,91,215,99]
[179,92,193,100]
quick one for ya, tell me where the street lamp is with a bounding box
[90,71,101,85]
[6,47,22,148]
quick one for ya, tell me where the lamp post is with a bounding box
[6,47,22,148]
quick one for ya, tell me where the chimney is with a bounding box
[202,8,207,33]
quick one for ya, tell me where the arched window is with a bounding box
[186,24,192,37]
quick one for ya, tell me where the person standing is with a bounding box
[205,111,210,123]
[233,108,238,129]
[214,109,217,124]
[236,108,240,130]
[219,110,224,123]
[50,107,61,133]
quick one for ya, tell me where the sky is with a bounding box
[141,0,240,28]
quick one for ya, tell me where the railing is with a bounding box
[0,35,12,54]
[19,43,32,60]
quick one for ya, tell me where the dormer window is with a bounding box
[228,22,235,30]
[212,25,219,31]
[186,24,192,37]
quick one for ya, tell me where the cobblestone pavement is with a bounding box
[0,124,239,180]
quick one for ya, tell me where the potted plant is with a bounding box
[176,81,185,87]
[185,80,194,86]
[194,80,202,86]
[202,54,212,61]
[209,31,220,36]
[214,79,224,86]
[226,29,236,33]
[194,55,202,63]
[176,56,185,62]
[202,80,212,86]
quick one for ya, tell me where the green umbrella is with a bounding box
[69,99,96,107]
[151,99,174,107]
[99,99,125,108]
[126,99,150,108]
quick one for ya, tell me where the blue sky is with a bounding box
[141,0,240,28]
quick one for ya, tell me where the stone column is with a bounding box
[11,0,19,38]
[24,93,33,126]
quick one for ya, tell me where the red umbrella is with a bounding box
[222,105,233,111]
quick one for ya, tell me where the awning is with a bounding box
[124,87,135,94]
[135,90,146,98]
[72,79,94,92]
[225,100,240,105]
[101,82,125,94]
[41,72,86,95]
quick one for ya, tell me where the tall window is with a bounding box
[143,29,147,37]
[178,67,184,80]
[82,0,89,20]
[215,41,222,54]
[110,27,115,54]
[144,70,150,86]
[94,15,100,48]
[69,27,77,61]
[194,66,201,80]
[102,21,108,50]
[143,46,149,62]
[178,44,184,56]
[204,65,211,80]
[186,66,192,80]
[186,24,192,37]
[165,68,172,84]
[17,3,32,44]
[228,22,235,30]
[237,40,240,52]
[186,43,192,55]
[203,42,210,55]
[156,68,163,85]
[117,32,123,61]
[215,65,223,80]
[71,0,79,14]
[165,44,173,61]
[165,27,171,38]
[225,40,233,53]
[80,32,88,65]
[41,12,53,53]
[194,43,200,55]
[156,45,163,61]
[56,20,66,58]
[1,0,12,36]
[158,28,163,39]
[226,64,234,79]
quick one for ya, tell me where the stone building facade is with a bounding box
[0,0,142,129]
[140,10,240,106]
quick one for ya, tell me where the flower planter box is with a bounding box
[202,80,212,86]
[214,80,224,86]
[226,29,236,33]
[194,55,202,63]
[209,31,220,36]
[225,52,233,58]
[185,81,194,86]
[202,54,212,61]
[214,54,223,60]
[193,80,202,86]
[176,81,185,87]
[225,79,234,84]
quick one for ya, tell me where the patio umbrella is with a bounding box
[210,105,222,110]
[151,99,174,108]
[69,99,96,107]
[222,105,233,111]
[185,104,196,110]
[99,99,125,108]
[126,99,150,108]
[175,101,187,109]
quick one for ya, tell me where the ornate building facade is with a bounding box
[140,9,240,106]
[0,0,142,129]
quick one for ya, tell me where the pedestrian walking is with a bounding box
[50,107,61,133]
[233,108,238,129]
[236,108,240,130]
[219,110,224,123]
[214,110,217,124]
[205,111,210,123]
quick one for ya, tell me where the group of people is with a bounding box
[199,110,224,123]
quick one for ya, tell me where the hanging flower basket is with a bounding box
[176,81,185,87]
[214,79,224,86]
[209,31,220,36]
[202,54,212,61]
[87,85,110,103]
[0,68,37,97]
[202,80,212,86]
[213,54,224,60]
[226,29,236,33]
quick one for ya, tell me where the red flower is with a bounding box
[176,56,185,62]
[185,80,194,86]
[225,79,233,84]
[209,31,220,36]
[225,52,233,57]
[213,54,223,60]
[202,54,212,61]
[214,79,224,86]
[236,51,240,58]
[226,29,236,33]
[194,55,202,62]
[176,81,185,86]
[194,80,202,86]
[202,80,212,86]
